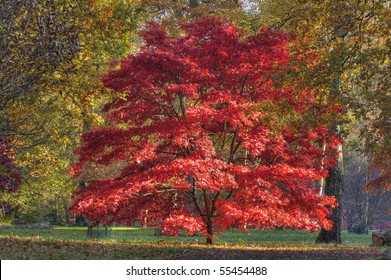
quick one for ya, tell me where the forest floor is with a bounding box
[0,227,388,260]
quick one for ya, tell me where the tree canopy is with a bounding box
[70,17,340,243]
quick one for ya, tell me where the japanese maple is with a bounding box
[70,17,340,244]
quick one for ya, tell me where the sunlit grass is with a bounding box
[0,226,373,246]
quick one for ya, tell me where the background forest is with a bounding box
[0,0,390,237]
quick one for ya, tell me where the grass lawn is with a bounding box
[0,226,387,260]
[0,226,373,244]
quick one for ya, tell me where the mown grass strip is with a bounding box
[0,227,374,245]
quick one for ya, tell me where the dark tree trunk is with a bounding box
[316,167,343,243]
[316,71,344,243]
[206,219,214,244]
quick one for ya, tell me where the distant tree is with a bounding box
[70,18,341,244]
[342,154,391,233]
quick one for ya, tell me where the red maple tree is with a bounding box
[70,17,340,243]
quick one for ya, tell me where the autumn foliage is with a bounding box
[70,17,340,243]
[0,138,21,193]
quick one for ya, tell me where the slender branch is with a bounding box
[154,149,186,157]
[188,178,207,223]
[232,141,241,160]
[229,129,238,163]
[225,190,233,200]
[140,189,177,197]
[203,189,212,218]
[221,118,228,150]
[211,192,220,216]
[179,94,186,116]
[239,73,251,95]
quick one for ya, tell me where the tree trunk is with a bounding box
[206,225,213,244]
[316,166,343,243]
[206,219,214,244]
[316,71,343,243]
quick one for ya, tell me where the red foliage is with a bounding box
[0,138,21,193]
[70,17,340,241]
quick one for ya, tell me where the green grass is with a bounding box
[1,226,384,260]
[0,226,373,245]
[216,228,373,246]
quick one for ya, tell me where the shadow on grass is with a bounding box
[0,236,386,260]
